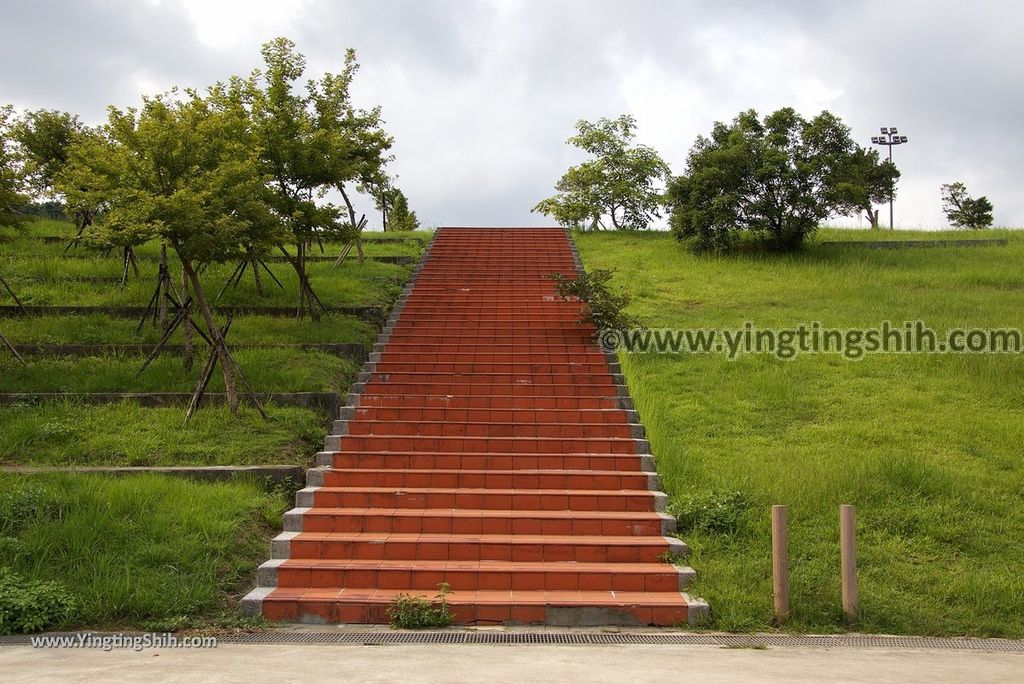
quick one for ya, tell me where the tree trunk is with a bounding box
[339,185,358,228]
[182,267,194,371]
[251,256,264,296]
[865,208,880,229]
[158,244,170,330]
[279,243,322,321]
[180,257,239,413]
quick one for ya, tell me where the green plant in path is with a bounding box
[548,268,644,333]
[386,583,454,629]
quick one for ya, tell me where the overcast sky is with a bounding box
[2,0,1021,229]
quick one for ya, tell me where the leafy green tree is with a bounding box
[228,38,392,318]
[0,105,29,225]
[58,90,283,413]
[534,115,669,230]
[831,147,900,229]
[388,189,419,231]
[14,109,104,241]
[941,182,994,229]
[668,108,869,252]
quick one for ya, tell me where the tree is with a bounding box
[668,108,870,253]
[0,105,29,225]
[58,90,284,414]
[230,37,393,318]
[941,182,994,229]
[387,189,419,231]
[831,147,900,229]
[534,115,669,230]
[13,109,104,239]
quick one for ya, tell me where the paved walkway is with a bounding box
[3,643,1021,683]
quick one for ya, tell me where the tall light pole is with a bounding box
[870,127,908,230]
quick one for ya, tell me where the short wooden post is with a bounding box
[840,504,858,621]
[771,505,789,624]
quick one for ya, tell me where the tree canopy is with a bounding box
[57,90,283,412]
[667,108,893,252]
[534,115,669,230]
[941,182,994,229]
[0,105,29,225]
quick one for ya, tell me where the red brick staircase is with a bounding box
[241,227,706,626]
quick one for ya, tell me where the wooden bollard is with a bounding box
[771,505,789,624]
[840,504,858,621]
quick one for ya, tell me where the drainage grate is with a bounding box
[4,631,1022,652]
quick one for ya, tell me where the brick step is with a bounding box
[320,452,651,473]
[267,558,691,592]
[276,532,682,564]
[354,395,626,410]
[375,344,602,355]
[373,352,608,365]
[260,588,695,626]
[302,486,664,512]
[342,420,640,439]
[348,406,631,424]
[333,434,644,455]
[383,334,596,344]
[370,362,613,374]
[313,468,657,490]
[284,507,672,536]
[360,383,621,398]
[366,373,614,386]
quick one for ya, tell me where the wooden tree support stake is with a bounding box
[0,273,26,313]
[0,331,26,365]
[840,504,858,621]
[771,504,790,624]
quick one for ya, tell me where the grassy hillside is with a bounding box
[1,472,288,631]
[574,228,1024,637]
[1,219,428,467]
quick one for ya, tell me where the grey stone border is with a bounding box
[562,226,708,624]
[12,254,418,265]
[0,305,384,321]
[6,343,367,362]
[3,465,303,488]
[241,231,438,617]
[0,392,342,416]
[819,238,1007,249]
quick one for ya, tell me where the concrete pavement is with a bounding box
[3,643,1022,683]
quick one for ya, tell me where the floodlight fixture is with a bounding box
[870,125,911,229]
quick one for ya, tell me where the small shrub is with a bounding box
[0,482,61,536]
[0,567,78,634]
[548,268,643,332]
[386,583,453,629]
[669,490,750,535]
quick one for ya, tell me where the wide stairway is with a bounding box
[242,227,705,626]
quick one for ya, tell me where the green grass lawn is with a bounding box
[0,312,376,346]
[1,471,288,631]
[0,348,358,393]
[574,228,1024,637]
[0,402,324,467]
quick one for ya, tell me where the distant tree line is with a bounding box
[534,109,996,251]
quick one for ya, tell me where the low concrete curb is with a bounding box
[2,465,304,487]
